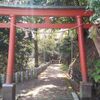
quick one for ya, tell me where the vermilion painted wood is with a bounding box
[6,15,16,84]
[0,7,93,83]
[77,16,88,82]
[0,23,92,29]
[0,7,93,16]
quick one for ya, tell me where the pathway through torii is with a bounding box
[16,64,74,100]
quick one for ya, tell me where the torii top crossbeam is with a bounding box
[0,6,92,29]
[0,6,92,16]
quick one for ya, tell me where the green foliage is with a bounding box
[59,37,71,53]
[87,0,100,22]
[38,29,57,62]
[51,17,76,24]
[91,59,100,83]
[0,28,33,72]
[15,29,33,71]
[61,64,69,72]
[58,28,78,64]
[87,0,100,83]
[0,0,87,6]
[18,16,44,24]
[59,37,71,64]
[0,29,9,73]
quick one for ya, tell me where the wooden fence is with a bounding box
[0,62,50,86]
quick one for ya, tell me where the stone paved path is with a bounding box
[16,64,74,100]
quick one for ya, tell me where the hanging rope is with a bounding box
[6,21,83,33]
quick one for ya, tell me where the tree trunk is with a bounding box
[93,37,100,56]
[89,25,100,56]
[34,32,39,67]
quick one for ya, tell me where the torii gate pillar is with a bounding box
[2,15,16,100]
[77,16,92,100]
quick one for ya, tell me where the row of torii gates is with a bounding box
[0,6,93,100]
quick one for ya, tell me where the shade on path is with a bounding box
[16,64,74,100]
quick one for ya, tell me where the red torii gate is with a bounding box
[0,6,93,100]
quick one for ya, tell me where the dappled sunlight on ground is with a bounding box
[16,64,73,100]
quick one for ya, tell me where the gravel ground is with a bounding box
[1,64,74,100]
